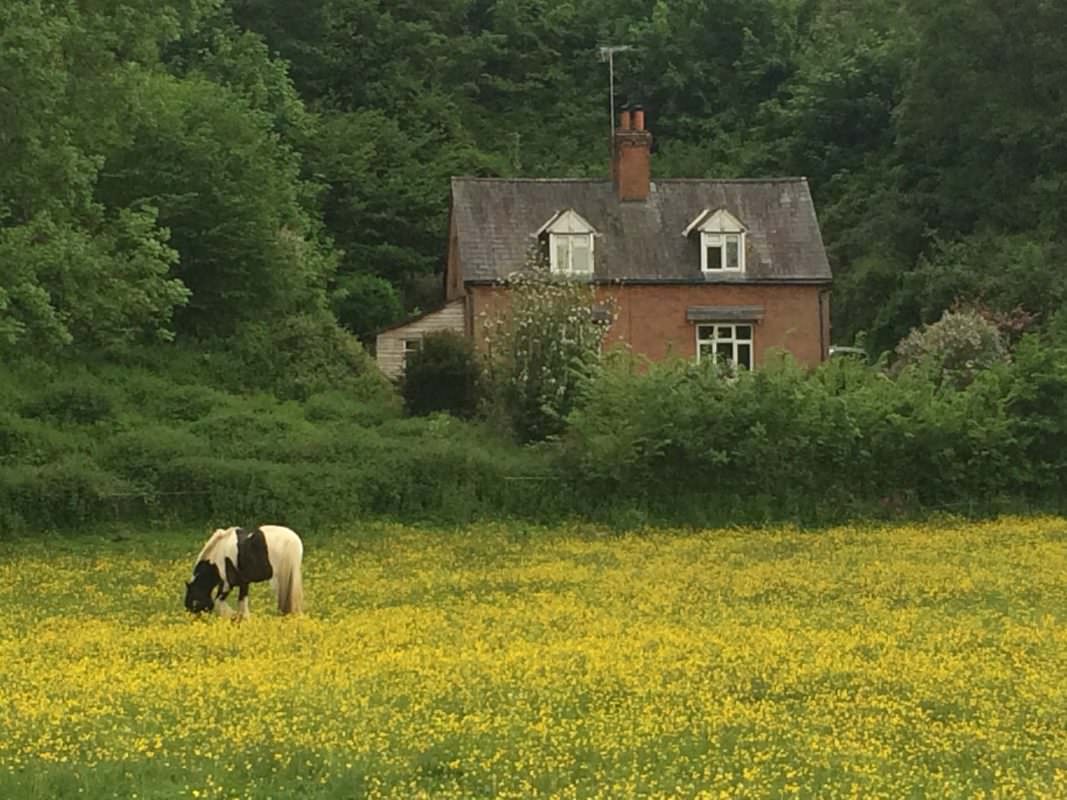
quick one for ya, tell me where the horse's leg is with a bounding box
[236,584,251,621]
[214,586,235,618]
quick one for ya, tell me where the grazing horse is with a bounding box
[185,525,304,618]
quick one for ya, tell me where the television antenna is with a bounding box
[598,45,634,160]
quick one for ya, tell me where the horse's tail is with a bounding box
[262,525,304,615]
[281,555,304,615]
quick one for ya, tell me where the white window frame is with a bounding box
[696,323,754,370]
[701,231,743,273]
[402,338,422,370]
[536,209,597,277]
[550,232,594,275]
[684,208,747,274]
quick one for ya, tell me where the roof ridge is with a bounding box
[451,176,807,184]
[655,177,808,184]
[452,176,608,183]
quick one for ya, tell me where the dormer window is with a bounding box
[553,234,592,274]
[535,209,597,276]
[683,208,747,273]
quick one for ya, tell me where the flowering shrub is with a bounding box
[894,307,1008,387]
[483,262,614,442]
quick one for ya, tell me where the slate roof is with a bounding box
[450,177,832,284]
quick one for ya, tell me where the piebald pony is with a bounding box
[185,525,304,618]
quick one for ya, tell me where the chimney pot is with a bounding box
[611,106,652,202]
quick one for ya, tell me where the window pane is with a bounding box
[572,236,591,272]
[555,237,569,272]
[736,325,752,340]
[725,236,740,268]
[716,342,733,361]
[737,343,752,369]
[696,325,715,342]
[717,326,733,339]
[403,339,421,369]
[705,245,722,270]
[698,343,715,362]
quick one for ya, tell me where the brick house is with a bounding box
[377,109,832,377]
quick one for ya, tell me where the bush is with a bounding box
[304,390,400,426]
[210,313,391,402]
[3,322,1066,533]
[118,373,235,423]
[1002,329,1067,492]
[188,403,319,459]
[332,272,404,340]
[22,376,116,424]
[402,331,483,418]
[99,425,211,486]
[0,456,132,533]
[153,457,364,530]
[0,412,91,466]
[484,267,613,442]
[894,308,1008,388]
[145,419,564,528]
[561,349,1036,520]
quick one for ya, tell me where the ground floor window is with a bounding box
[402,338,422,369]
[696,323,753,370]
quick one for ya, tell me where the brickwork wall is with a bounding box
[468,283,829,367]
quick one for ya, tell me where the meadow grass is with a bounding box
[0,517,1065,799]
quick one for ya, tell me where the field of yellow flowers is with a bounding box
[1,517,1066,799]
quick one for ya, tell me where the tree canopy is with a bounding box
[2,0,1064,353]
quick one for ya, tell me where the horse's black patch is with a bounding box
[185,560,221,613]
[226,526,273,586]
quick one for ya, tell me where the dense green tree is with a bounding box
[164,15,318,147]
[0,211,187,353]
[95,74,335,337]
[0,1,200,354]
[5,0,1067,359]
[623,0,797,170]
[331,272,403,340]
[896,0,1067,237]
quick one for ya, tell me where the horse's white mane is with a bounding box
[194,527,237,565]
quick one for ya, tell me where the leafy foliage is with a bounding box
[331,271,404,340]
[402,331,484,419]
[562,338,1067,520]
[894,308,1008,388]
[484,266,613,443]
[0,211,188,353]
[4,0,1067,531]
[96,73,335,337]
[213,312,389,402]
[5,0,1067,355]
[0,2,194,355]
[0,352,560,534]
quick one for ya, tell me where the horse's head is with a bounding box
[185,560,221,614]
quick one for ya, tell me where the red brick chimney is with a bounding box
[613,105,652,202]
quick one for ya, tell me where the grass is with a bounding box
[1,517,1066,799]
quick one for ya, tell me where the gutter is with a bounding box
[818,286,832,361]
[464,276,834,287]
